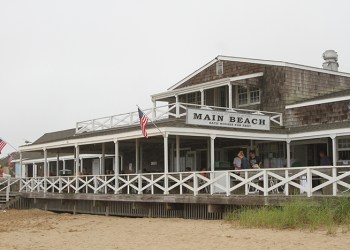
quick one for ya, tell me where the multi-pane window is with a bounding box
[238,86,248,105]
[338,138,350,160]
[249,87,260,104]
[237,86,260,106]
[216,61,223,75]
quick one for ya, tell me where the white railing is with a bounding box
[6,166,350,197]
[0,177,20,202]
[75,102,283,134]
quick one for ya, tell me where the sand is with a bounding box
[0,209,350,250]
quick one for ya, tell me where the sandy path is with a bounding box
[0,209,349,250]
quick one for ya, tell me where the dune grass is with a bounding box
[225,197,350,234]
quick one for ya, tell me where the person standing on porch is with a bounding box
[233,152,242,171]
[319,150,331,166]
[240,152,250,169]
[249,150,261,169]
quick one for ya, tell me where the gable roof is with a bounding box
[32,128,76,145]
[168,55,350,91]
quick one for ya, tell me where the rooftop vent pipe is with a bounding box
[322,50,339,71]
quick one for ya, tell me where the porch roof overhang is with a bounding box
[151,72,264,101]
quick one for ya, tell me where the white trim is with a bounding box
[167,55,350,92]
[152,72,264,101]
[285,95,350,109]
[217,55,350,77]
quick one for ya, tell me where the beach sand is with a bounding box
[0,209,349,250]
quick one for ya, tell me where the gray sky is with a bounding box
[1,0,349,156]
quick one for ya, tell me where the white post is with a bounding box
[176,135,180,172]
[101,143,105,175]
[210,135,215,172]
[331,135,337,166]
[43,148,47,192]
[228,84,232,109]
[135,139,139,174]
[164,133,169,194]
[200,89,205,106]
[99,157,102,175]
[33,163,37,178]
[114,140,119,194]
[56,151,60,176]
[175,95,180,118]
[210,135,216,194]
[286,139,291,168]
[80,158,84,173]
[75,145,80,176]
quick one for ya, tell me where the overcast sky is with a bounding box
[1,0,349,156]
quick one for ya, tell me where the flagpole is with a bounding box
[136,105,165,138]
[0,137,19,153]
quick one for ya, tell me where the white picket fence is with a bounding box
[75,102,283,134]
[1,166,348,198]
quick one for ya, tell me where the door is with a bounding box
[186,151,197,171]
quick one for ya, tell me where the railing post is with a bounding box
[306,167,312,197]
[263,169,268,196]
[245,171,249,195]
[332,166,337,196]
[284,169,289,196]
[6,177,10,202]
[43,148,48,193]
[138,174,143,194]
[179,173,183,195]
[193,172,198,196]
[59,177,62,193]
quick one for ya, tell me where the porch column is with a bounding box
[56,151,60,176]
[101,143,105,174]
[164,133,169,195]
[200,89,205,106]
[164,134,169,174]
[80,158,84,172]
[135,138,140,174]
[176,135,180,172]
[286,139,291,168]
[33,163,37,177]
[331,134,337,166]
[114,140,119,194]
[228,84,233,109]
[175,95,180,118]
[43,148,47,192]
[75,145,80,176]
[210,135,216,172]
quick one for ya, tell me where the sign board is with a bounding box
[186,108,270,131]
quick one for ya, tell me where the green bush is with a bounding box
[225,198,350,234]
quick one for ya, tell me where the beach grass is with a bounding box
[225,197,350,234]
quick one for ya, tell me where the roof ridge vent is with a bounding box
[322,50,339,71]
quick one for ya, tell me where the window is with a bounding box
[338,138,350,160]
[237,86,260,106]
[238,86,248,105]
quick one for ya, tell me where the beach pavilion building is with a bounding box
[7,51,350,218]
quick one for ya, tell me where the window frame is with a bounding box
[236,85,261,107]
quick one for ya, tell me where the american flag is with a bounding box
[0,139,7,154]
[138,108,148,138]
